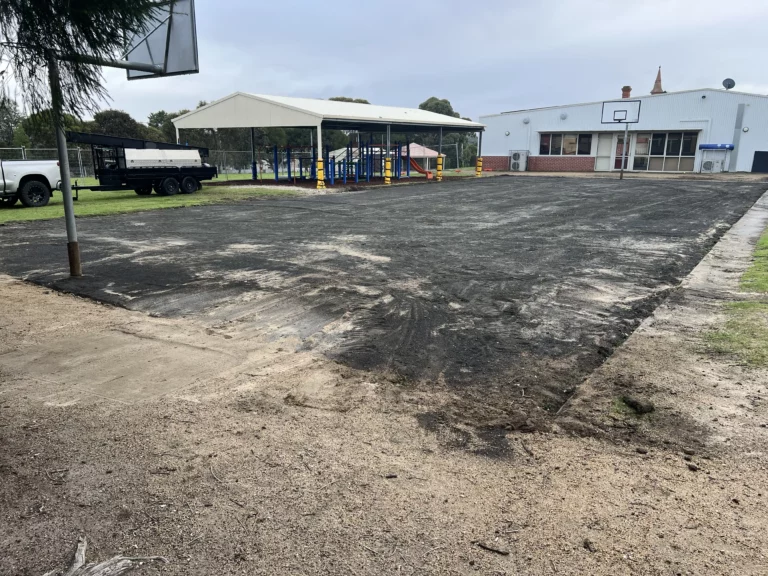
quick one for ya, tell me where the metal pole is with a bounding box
[385,124,391,185]
[316,124,324,190]
[250,128,257,180]
[47,56,81,277]
[175,126,180,145]
[77,147,84,178]
[620,122,629,180]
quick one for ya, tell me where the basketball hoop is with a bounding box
[601,100,641,180]
[123,0,199,80]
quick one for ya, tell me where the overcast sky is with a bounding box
[98,0,768,123]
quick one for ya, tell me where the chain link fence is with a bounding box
[0,147,94,178]
[1,146,473,181]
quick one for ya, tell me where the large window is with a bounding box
[633,131,698,172]
[539,133,592,156]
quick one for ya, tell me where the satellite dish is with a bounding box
[723,78,736,90]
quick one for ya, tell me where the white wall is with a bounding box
[480,90,768,172]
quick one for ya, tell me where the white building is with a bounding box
[480,71,768,174]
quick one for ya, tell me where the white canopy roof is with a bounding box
[172,92,485,133]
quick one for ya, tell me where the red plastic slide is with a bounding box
[409,157,433,179]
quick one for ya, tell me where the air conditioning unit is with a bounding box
[508,150,528,171]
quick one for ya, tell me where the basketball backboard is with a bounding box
[601,100,641,124]
[123,0,199,80]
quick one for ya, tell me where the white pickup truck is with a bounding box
[0,159,61,208]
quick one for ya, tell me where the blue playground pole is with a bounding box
[343,159,347,184]
[273,146,278,181]
[397,144,402,179]
[330,157,335,186]
[251,161,257,180]
[355,159,359,183]
[299,157,303,179]
[286,147,292,180]
[311,147,317,180]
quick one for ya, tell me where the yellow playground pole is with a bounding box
[436,155,443,182]
[385,157,392,185]
[475,157,483,177]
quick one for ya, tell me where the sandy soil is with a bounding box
[1,189,768,575]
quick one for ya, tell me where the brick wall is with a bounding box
[528,156,595,172]
[482,156,511,171]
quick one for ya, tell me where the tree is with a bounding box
[12,125,31,148]
[21,110,83,147]
[418,97,460,118]
[329,96,370,104]
[92,109,145,139]
[148,110,172,130]
[0,97,23,146]
[0,1,170,117]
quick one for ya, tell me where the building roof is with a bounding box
[481,88,768,119]
[173,92,485,133]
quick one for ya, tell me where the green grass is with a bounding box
[706,302,768,366]
[741,229,768,292]
[0,185,295,224]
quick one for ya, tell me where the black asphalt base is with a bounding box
[1,176,764,415]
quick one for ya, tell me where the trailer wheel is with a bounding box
[0,196,18,208]
[134,186,153,196]
[19,179,51,208]
[159,177,180,196]
[180,176,198,195]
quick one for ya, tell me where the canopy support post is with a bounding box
[250,128,257,180]
[385,125,392,185]
[437,127,443,181]
[316,124,325,190]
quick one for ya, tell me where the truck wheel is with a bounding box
[134,186,153,196]
[0,196,18,208]
[159,178,180,196]
[180,176,198,195]
[19,180,51,208]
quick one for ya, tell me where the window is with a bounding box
[632,131,699,172]
[539,133,593,156]
[551,134,562,155]
[578,134,592,155]
[666,132,682,156]
[681,133,698,156]
[650,133,666,155]
[562,134,578,155]
[539,134,551,155]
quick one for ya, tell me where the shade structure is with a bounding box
[172,92,485,134]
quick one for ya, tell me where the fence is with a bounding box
[0,146,475,182]
[0,147,94,178]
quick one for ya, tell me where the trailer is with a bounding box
[66,131,218,196]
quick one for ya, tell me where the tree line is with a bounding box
[0,95,477,167]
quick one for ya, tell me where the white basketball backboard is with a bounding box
[601,100,641,124]
[124,0,199,80]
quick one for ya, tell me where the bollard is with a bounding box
[436,156,443,182]
[385,157,392,185]
[317,158,325,190]
[475,157,483,177]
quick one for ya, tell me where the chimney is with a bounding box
[622,85,632,99]
[651,67,664,95]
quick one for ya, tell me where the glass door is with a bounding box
[613,133,630,170]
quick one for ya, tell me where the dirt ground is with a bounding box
[1,184,768,575]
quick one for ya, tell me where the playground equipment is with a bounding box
[214,138,472,186]
[409,157,433,179]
